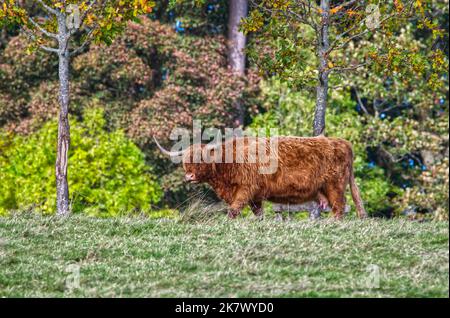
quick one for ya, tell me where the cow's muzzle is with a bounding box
[185,173,199,183]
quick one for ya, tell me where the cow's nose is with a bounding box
[185,173,195,182]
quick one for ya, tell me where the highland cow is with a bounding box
[154,136,366,219]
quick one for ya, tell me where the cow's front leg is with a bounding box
[227,208,241,219]
[227,188,252,219]
[228,200,247,219]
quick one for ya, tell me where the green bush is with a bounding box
[0,17,261,207]
[0,108,162,216]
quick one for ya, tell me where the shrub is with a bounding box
[0,108,162,216]
[0,17,261,207]
[0,34,58,96]
[340,25,449,219]
[0,91,27,126]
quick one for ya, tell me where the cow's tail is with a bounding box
[349,154,367,219]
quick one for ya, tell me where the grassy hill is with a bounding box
[0,212,448,297]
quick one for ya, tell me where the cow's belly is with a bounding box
[266,193,315,204]
[258,186,317,204]
[260,172,321,203]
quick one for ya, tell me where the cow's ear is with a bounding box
[202,146,212,162]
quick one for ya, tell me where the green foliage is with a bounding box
[0,16,260,206]
[356,164,398,215]
[0,1,447,218]
[0,108,162,216]
[341,19,449,219]
[245,0,448,219]
[250,78,315,136]
[244,17,317,89]
[163,0,228,35]
[242,0,446,88]
[1,0,156,48]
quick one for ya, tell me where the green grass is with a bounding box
[0,210,448,297]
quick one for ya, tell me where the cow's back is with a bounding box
[212,136,352,203]
[258,136,352,203]
[281,135,351,170]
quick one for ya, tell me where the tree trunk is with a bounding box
[227,0,248,128]
[56,16,71,217]
[308,0,330,219]
[313,0,330,137]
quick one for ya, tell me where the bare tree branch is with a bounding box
[333,0,358,10]
[70,0,98,35]
[328,84,350,90]
[327,0,415,54]
[69,28,95,56]
[40,44,60,53]
[81,0,98,23]
[354,87,370,115]
[36,0,60,16]
[249,0,317,30]
[21,26,59,54]
[380,147,419,164]
[287,8,317,30]
[331,62,368,73]
[28,16,58,39]
[291,0,317,30]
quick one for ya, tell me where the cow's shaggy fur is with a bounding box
[161,136,367,219]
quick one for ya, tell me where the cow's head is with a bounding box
[153,137,219,184]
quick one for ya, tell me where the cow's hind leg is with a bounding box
[317,191,329,210]
[326,166,351,219]
[325,184,346,220]
[250,201,263,218]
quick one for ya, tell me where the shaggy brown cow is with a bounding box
[154,136,366,219]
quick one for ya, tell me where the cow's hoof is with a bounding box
[227,210,239,219]
[358,213,368,219]
[309,209,321,220]
[253,213,264,221]
[274,213,283,222]
[253,209,264,217]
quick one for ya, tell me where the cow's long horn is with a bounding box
[153,136,184,157]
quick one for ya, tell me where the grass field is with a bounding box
[0,210,448,297]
